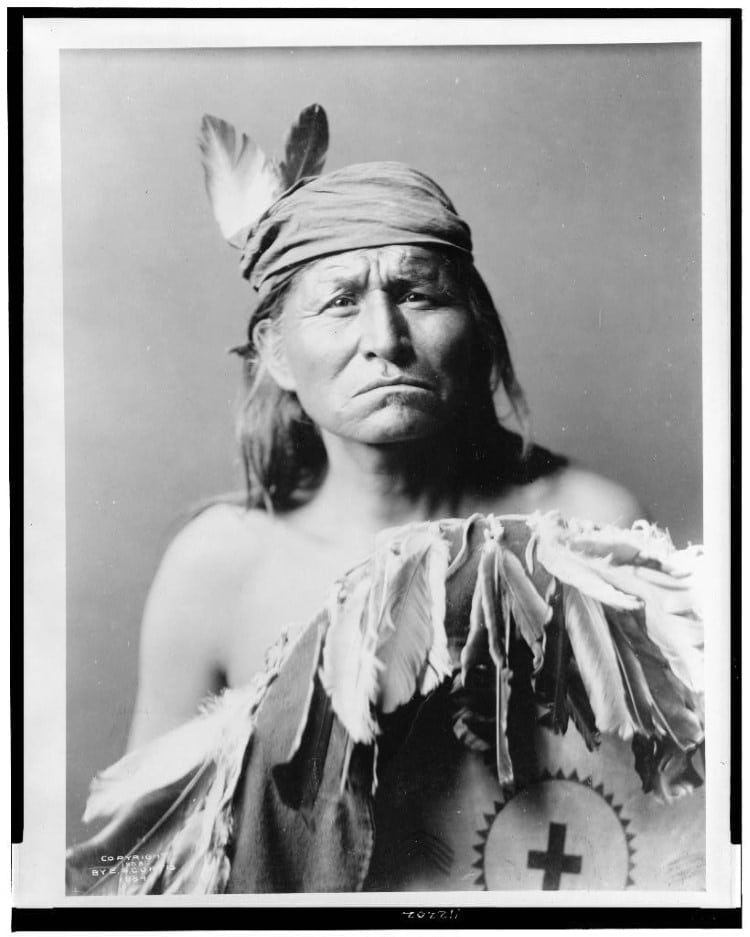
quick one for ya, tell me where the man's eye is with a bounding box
[402,291,433,305]
[328,296,356,309]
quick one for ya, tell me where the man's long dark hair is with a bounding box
[233,252,531,512]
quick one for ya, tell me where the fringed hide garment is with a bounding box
[66,512,705,894]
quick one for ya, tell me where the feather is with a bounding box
[158,736,244,894]
[478,535,504,668]
[446,513,483,580]
[645,613,704,695]
[278,103,329,188]
[607,613,657,737]
[460,555,489,683]
[528,512,642,610]
[564,514,702,602]
[375,529,450,713]
[535,590,571,735]
[565,657,601,751]
[418,532,452,695]
[632,735,704,803]
[524,529,538,574]
[280,612,329,767]
[68,762,215,895]
[563,586,634,738]
[162,725,246,894]
[566,516,676,567]
[472,519,515,788]
[456,520,539,785]
[319,566,378,744]
[68,627,297,895]
[199,114,283,245]
[580,559,704,693]
[495,663,514,788]
[560,520,704,692]
[585,559,704,693]
[83,709,231,824]
[608,608,703,750]
[95,767,219,895]
[669,545,706,619]
[498,544,551,671]
[320,526,451,740]
[273,613,334,813]
[83,672,278,825]
[494,573,514,786]
[590,560,699,616]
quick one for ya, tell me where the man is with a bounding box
[67,107,704,895]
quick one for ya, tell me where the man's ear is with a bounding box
[252,319,297,392]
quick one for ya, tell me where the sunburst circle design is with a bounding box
[473,769,636,891]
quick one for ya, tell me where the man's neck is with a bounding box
[296,429,468,544]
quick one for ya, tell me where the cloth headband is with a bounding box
[199,108,474,302]
[238,161,474,297]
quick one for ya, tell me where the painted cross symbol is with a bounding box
[527,822,582,890]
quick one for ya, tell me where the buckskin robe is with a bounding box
[66,513,706,895]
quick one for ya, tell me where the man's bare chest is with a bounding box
[222,530,367,686]
[219,474,625,689]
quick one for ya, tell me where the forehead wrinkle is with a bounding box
[391,256,461,298]
[294,245,459,308]
[299,254,371,293]
[375,246,450,286]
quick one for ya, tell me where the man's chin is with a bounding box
[347,412,449,446]
[318,395,460,445]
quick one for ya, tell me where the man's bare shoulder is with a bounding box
[158,502,272,582]
[534,463,646,527]
[141,503,276,653]
[129,504,278,747]
[482,433,645,527]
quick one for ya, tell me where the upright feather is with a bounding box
[278,103,329,188]
[199,115,283,245]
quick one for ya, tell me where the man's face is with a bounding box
[273,245,476,446]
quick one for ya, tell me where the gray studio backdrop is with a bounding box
[63,44,701,845]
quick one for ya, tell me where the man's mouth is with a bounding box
[354,376,433,396]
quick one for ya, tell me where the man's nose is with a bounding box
[357,291,411,362]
